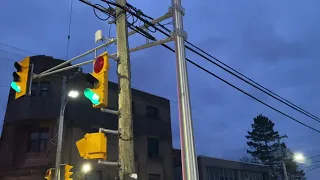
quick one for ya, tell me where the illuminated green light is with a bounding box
[11,82,21,93]
[84,88,100,105]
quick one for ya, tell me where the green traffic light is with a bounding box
[84,88,100,105]
[11,82,21,93]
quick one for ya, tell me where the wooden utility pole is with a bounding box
[115,0,135,179]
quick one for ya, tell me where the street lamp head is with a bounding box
[82,163,91,174]
[68,90,79,98]
[294,152,306,163]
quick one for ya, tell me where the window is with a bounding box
[149,174,160,180]
[31,82,38,96]
[146,106,159,119]
[147,137,159,158]
[40,81,50,97]
[27,128,49,152]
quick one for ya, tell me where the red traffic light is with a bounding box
[94,56,105,74]
[46,170,51,176]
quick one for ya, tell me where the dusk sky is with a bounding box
[1,0,320,179]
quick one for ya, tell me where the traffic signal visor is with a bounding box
[76,132,107,160]
[11,57,31,99]
[64,164,73,180]
[84,52,110,108]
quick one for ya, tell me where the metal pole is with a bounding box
[115,0,135,179]
[278,137,288,180]
[101,108,119,115]
[27,64,34,95]
[171,0,199,179]
[39,38,116,75]
[54,76,67,180]
[99,128,119,135]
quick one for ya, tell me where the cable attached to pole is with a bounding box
[80,0,320,134]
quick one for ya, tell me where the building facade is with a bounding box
[173,149,270,180]
[0,55,173,180]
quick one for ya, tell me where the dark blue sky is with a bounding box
[1,0,320,178]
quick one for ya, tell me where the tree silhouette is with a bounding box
[246,114,280,177]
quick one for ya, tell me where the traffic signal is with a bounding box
[45,168,55,180]
[11,57,31,99]
[64,164,73,180]
[84,52,110,108]
[76,132,107,160]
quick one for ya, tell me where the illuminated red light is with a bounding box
[94,56,105,73]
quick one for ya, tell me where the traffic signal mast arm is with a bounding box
[35,6,171,77]
[35,35,172,80]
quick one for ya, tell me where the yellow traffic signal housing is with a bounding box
[45,168,55,180]
[76,132,107,160]
[11,57,31,99]
[45,169,51,180]
[84,52,110,108]
[64,164,73,180]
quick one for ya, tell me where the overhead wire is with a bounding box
[0,56,15,62]
[0,42,35,55]
[100,0,320,125]
[65,0,74,60]
[85,0,320,134]
[106,0,320,124]
[139,13,320,124]
[0,49,24,57]
[122,2,320,124]
[306,165,320,172]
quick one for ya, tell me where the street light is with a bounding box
[68,90,79,98]
[55,76,80,180]
[294,152,306,163]
[82,163,91,174]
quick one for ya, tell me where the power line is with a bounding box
[65,0,74,60]
[0,42,35,55]
[0,49,24,57]
[184,41,320,121]
[0,56,15,62]
[89,1,320,134]
[306,165,320,172]
[127,3,320,126]
[100,0,320,124]
[129,10,320,124]
[308,154,320,160]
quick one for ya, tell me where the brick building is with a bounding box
[173,149,270,180]
[0,55,173,180]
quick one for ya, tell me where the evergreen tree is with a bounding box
[246,114,280,177]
